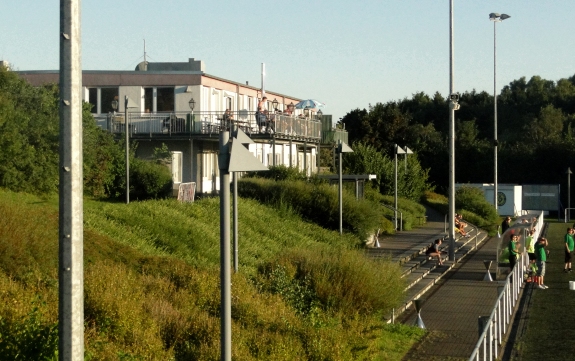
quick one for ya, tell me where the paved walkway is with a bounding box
[400,235,501,360]
[372,207,507,360]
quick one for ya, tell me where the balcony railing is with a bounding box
[94,111,322,140]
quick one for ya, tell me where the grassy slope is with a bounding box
[0,189,425,360]
[513,221,575,360]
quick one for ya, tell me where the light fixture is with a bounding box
[272,98,279,111]
[288,102,294,111]
[317,109,323,119]
[188,98,195,111]
[111,99,118,111]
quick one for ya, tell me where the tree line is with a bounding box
[341,74,575,206]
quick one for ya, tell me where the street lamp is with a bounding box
[337,141,353,235]
[317,109,323,120]
[490,12,511,212]
[568,167,573,221]
[188,97,195,111]
[394,145,412,231]
[272,98,279,111]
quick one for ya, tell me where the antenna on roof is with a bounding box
[143,39,147,64]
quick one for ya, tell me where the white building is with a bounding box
[19,58,348,195]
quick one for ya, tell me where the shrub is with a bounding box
[246,165,308,181]
[129,158,173,200]
[237,177,382,240]
[257,246,405,316]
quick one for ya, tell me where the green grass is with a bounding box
[513,221,575,360]
[0,188,426,360]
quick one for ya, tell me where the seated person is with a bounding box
[426,238,445,265]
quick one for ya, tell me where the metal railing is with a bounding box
[93,110,322,140]
[468,211,544,361]
[381,204,403,231]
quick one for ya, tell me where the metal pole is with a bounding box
[233,172,238,273]
[339,147,343,235]
[59,0,84,359]
[125,95,130,204]
[448,0,456,261]
[568,168,572,221]
[218,131,232,360]
[494,20,498,211]
[261,63,265,97]
[394,145,398,231]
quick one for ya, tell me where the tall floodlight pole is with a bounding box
[59,0,84,360]
[261,63,266,97]
[568,167,573,221]
[125,96,130,204]
[448,0,456,261]
[490,12,511,211]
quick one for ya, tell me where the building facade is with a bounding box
[19,58,347,195]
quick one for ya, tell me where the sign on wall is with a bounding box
[522,184,560,212]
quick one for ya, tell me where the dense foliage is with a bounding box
[341,74,575,205]
[0,189,419,360]
[0,67,171,199]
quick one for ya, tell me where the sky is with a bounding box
[1,0,575,121]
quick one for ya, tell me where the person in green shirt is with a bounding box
[508,234,520,271]
[564,228,574,273]
[535,237,549,289]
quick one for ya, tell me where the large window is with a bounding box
[87,87,118,114]
[101,88,118,113]
[144,88,153,112]
[157,87,174,112]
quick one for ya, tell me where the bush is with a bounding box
[257,246,405,316]
[238,177,382,241]
[129,158,173,200]
[246,165,308,181]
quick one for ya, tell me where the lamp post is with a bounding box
[394,145,412,231]
[337,141,353,234]
[568,167,573,221]
[272,98,279,112]
[188,97,195,130]
[111,99,118,131]
[448,0,456,261]
[317,109,323,120]
[489,12,511,211]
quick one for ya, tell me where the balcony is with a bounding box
[94,111,323,142]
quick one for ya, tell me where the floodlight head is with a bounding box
[489,13,500,20]
[500,14,511,20]
[567,167,573,175]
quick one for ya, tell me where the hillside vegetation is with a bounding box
[0,189,425,360]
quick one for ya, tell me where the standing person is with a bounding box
[426,238,444,266]
[526,229,536,266]
[535,237,549,289]
[256,96,268,133]
[508,234,520,272]
[564,228,574,273]
[501,216,511,235]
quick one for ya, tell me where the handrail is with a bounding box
[468,211,544,361]
[381,204,403,231]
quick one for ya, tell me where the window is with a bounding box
[157,87,174,112]
[101,88,119,114]
[88,88,97,113]
[87,87,118,114]
[144,88,153,112]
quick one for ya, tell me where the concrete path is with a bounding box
[368,206,508,360]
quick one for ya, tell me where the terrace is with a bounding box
[94,110,326,142]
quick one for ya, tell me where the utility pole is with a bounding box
[59,0,84,360]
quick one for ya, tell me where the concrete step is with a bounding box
[384,228,490,323]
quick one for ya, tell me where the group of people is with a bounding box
[505,217,549,289]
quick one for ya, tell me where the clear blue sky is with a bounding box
[2,0,574,121]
